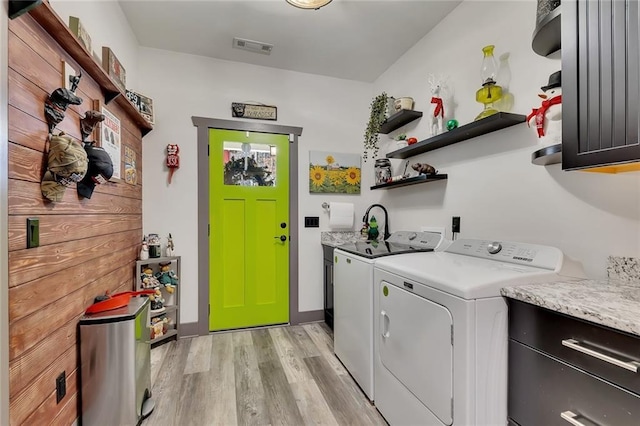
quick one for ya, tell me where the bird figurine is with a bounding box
[527,71,562,146]
[412,163,438,175]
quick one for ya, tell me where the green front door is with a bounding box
[209,129,289,331]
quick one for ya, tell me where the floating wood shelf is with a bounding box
[386,112,527,159]
[370,174,448,190]
[151,328,177,345]
[532,143,562,165]
[28,1,153,136]
[150,305,178,319]
[379,110,423,134]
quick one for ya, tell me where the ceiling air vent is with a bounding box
[232,37,273,55]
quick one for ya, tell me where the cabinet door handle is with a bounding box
[561,410,599,426]
[562,338,640,373]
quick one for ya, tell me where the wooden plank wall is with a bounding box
[7,14,143,425]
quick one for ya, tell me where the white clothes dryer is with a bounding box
[373,238,585,426]
[333,231,444,401]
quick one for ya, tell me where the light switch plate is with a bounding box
[304,217,320,228]
[27,217,39,248]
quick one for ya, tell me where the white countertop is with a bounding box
[501,279,640,337]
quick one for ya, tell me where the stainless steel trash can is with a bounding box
[80,297,155,425]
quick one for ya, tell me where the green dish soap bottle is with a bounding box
[367,215,379,241]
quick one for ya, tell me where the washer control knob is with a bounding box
[487,242,502,254]
[409,233,417,240]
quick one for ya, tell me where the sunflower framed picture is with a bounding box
[309,151,361,194]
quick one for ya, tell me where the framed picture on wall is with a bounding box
[101,46,126,93]
[68,16,92,53]
[125,90,155,125]
[99,105,122,180]
[309,151,361,194]
[124,146,137,185]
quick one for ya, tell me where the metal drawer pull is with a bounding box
[562,338,640,373]
[561,410,599,426]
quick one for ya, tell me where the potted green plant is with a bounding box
[363,92,388,161]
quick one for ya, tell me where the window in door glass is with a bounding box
[223,141,277,186]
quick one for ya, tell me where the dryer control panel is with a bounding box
[444,239,564,271]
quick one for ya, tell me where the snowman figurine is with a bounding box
[527,71,562,147]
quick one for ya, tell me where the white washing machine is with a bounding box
[373,238,585,426]
[333,231,444,401]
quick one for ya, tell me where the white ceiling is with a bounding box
[119,0,462,82]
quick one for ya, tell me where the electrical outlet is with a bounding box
[452,216,461,233]
[56,371,66,403]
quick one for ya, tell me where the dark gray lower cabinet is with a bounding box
[322,245,334,330]
[508,300,640,426]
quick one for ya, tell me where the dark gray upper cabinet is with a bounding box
[562,0,640,171]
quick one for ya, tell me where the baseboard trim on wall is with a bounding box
[179,322,199,338]
[293,310,324,325]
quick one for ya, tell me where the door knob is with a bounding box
[274,235,287,242]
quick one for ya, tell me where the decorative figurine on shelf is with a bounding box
[150,315,170,339]
[166,144,180,184]
[155,261,178,293]
[166,233,175,257]
[367,215,380,241]
[149,287,165,312]
[80,110,105,142]
[394,133,408,148]
[427,74,446,137]
[150,315,169,339]
[475,45,503,121]
[44,72,83,135]
[147,233,161,258]
[412,163,438,175]
[150,322,163,339]
[139,236,149,260]
[360,222,370,239]
[140,266,160,289]
[526,71,562,147]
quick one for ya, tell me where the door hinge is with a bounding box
[207,144,210,156]
[208,224,210,236]
[451,324,454,346]
[209,304,210,315]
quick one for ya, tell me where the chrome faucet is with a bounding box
[362,204,390,241]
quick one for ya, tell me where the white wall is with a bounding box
[137,48,375,320]
[372,0,640,277]
[47,0,378,320]
[49,0,140,89]
[43,0,640,324]
[1,2,10,423]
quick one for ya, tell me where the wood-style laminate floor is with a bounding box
[143,322,388,426]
